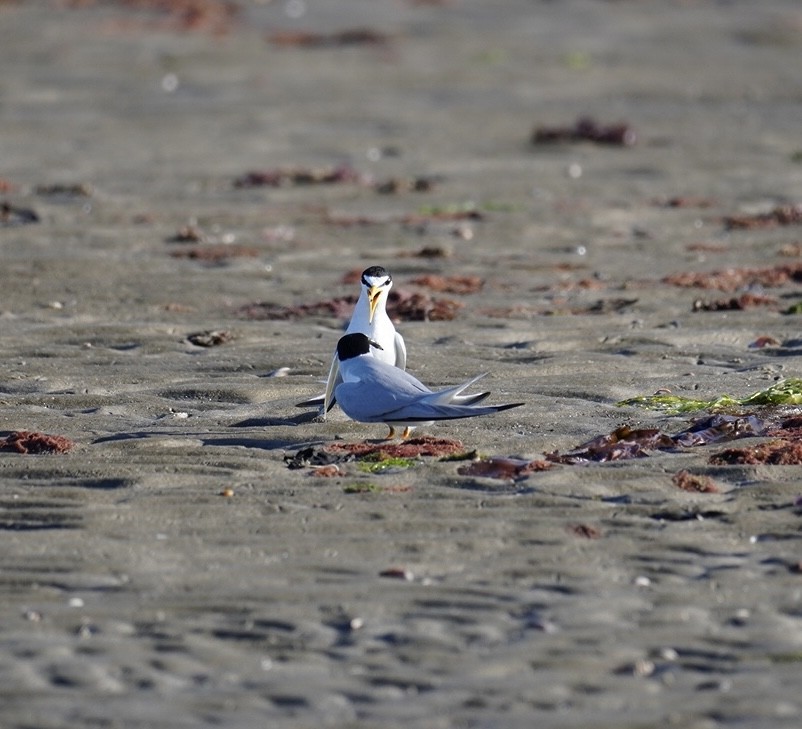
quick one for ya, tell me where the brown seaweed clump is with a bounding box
[663,263,802,292]
[0,431,75,454]
[187,329,233,347]
[710,440,802,466]
[374,175,441,194]
[386,290,463,321]
[692,293,779,312]
[655,196,717,209]
[545,425,674,464]
[672,470,720,493]
[457,456,551,481]
[74,0,240,35]
[233,164,363,189]
[723,203,802,230]
[545,415,763,465]
[410,274,484,295]
[170,245,261,263]
[532,116,636,146]
[166,225,205,243]
[236,296,358,322]
[566,523,603,539]
[237,288,461,323]
[285,437,467,470]
[327,436,467,460]
[267,28,391,48]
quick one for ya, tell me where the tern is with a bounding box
[298,266,407,416]
[334,333,523,439]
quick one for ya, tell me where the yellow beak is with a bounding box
[368,286,382,323]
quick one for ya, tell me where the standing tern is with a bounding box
[334,333,523,439]
[298,266,407,416]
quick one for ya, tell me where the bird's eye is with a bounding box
[362,276,392,288]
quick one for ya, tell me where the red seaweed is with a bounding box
[68,0,240,35]
[457,456,551,480]
[723,204,802,230]
[0,431,75,454]
[710,440,802,466]
[386,290,462,321]
[664,263,802,292]
[235,296,357,321]
[748,336,781,349]
[268,28,391,48]
[233,164,363,189]
[285,437,467,470]
[546,415,764,464]
[328,436,467,460]
[410,274,484,295]
[170,245,260,263]
[374,176,441,194]
[692,293,779,312]
[656,196,717,209]
[672,470,720,493]
[532,116,636,147]
[166,225,205,243]
[187,330,232,347]
[566,523,603,539]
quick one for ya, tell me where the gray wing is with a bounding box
[336,367,517,424]
[378,372,515,421]
[418,373,489,406]
[335,359,431,423]
[381,400,523,423]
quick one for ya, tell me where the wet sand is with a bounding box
[2,1,802,727]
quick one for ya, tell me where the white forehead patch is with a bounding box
[363,275,391,287]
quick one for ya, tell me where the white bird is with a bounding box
[334,333,523,439]
[298,266,406,416]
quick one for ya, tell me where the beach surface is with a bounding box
[2,1,802,726]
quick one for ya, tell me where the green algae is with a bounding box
[617,378,802,415]
[356,455,418,474]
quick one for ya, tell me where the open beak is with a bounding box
[368,286,382,323]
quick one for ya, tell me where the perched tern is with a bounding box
[334,333,523,439]
[298,266,407,416]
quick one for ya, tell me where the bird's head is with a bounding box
[337,332,384,362]
[360,266,393,323]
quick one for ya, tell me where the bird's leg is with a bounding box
[385,425,397,440]
[401,427,412,440]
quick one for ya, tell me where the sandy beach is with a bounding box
[2,1,802,726]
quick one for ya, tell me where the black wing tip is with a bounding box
[463,391,491,406]
[496,402,525,413]
[384,402,525,423]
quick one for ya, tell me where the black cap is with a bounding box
[337,333,383,361]
[361,266,391,285]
